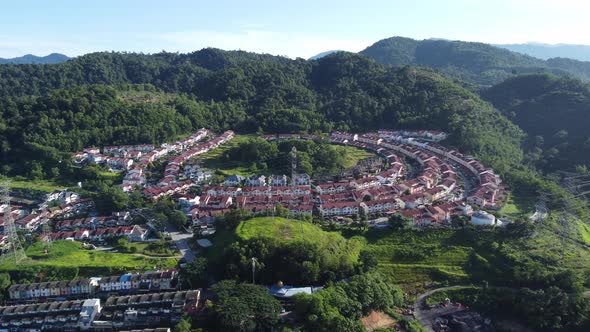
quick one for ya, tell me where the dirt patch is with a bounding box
[361,310,396,332]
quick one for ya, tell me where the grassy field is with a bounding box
[0,241,177,274]
[499,193,528,218]
[573,219,590,246]
[237,216,346,243]
[2,177,68,192]
[331,145,374,169]
[199,135,257,176]
[363,229,478,284]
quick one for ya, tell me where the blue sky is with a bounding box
[1,0,588,58]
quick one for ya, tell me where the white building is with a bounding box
[470,211,496,226]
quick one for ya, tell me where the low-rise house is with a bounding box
[318,201,360,217]
[224,174,244,187]
[292,173,311,186]
[269,174,288,187]
[245,175,267,187]
[125,225,149,242]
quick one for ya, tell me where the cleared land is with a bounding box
[363,229,476,284]
[199,135,257,176]
[361,310,397,332]
[0,241,177,274]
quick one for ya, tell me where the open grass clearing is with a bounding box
[0,240,177,273]
[2,177,69,193]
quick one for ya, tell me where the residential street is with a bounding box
[165,221,196,263]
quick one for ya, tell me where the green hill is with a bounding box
[360,37,590,86]
[236,216,348,244]
[211,216,365,285]
[482,74,590,170]
[0,51,523,178]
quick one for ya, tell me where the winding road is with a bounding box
[413,285,472,332]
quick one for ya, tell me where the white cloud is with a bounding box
[156,29,373,59]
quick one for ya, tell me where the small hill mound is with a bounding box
[236,216,344,243]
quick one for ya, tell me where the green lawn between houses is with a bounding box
[198,135,374,177]
[0,241,177,276]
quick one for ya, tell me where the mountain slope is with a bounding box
[482,74,590,170]
[0,53,70,64]
[360,37,590,86]
[0,51,523,177]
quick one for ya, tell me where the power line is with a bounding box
[0,181,27,263]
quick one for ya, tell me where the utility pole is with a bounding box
[251,257,257,284]
[290,147,304,235]
[0,181,27,263]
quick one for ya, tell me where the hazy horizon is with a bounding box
[1,0,590,59]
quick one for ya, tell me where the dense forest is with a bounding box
[0,50,523,179]
[360,36,590,86]
[483,74,590,171]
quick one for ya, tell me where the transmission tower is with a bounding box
[533,191,549,224]
[291,147,297,187]
[42,222,52,250]
[290,147,304,235]
[0,181,27,263]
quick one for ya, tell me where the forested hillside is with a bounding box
[483,74,590,171]
[361,37,590,86]
[0,50,523,179]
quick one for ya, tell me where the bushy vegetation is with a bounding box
[220,137,372,176]
[483,74,590,170]
[208,280,282,332]
[293,272,404,331]
[426,286,590,331]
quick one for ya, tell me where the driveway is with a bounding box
[164,221,196,263]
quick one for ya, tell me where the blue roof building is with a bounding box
[268,284,323,299]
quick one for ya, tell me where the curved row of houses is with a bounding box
[193,129,504,226]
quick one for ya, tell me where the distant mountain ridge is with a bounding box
[359,36,590,86]
[496,43,590,62]
[0,53,70,64]
[308,50,343,60]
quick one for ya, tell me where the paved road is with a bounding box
[414,285,471,332]
[164,221,196,263]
